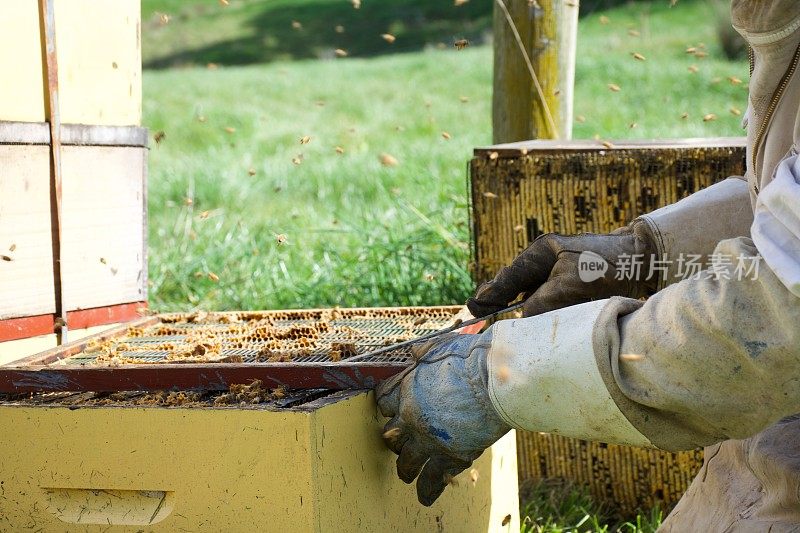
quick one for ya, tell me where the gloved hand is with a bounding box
[467,221,659,318]
[376,331,510,506]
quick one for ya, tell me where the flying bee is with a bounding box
[454,39,470,50]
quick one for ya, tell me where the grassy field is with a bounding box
[144,0,748,314]
[142,0,744,528]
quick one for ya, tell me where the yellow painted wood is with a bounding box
[312,393,520,532]
[0,323,120,366]
[0,392,519,532]
[0,0,141,125]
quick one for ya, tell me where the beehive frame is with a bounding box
[0,306,464,393]
[469,137,747,516]
[470,137,746,282]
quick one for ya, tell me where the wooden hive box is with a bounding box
[0,0,146,362]
[469,137,746,515]
[0,391,520,532]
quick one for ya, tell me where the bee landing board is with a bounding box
[0,306,463,393]
[469,138,746,516]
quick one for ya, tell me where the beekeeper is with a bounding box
[376,2,800,529]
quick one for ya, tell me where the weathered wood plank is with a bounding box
[0,362,409,393]
[474,136,748,157]
[0,144,146,319]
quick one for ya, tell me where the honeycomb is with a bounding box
[59,307,462,366]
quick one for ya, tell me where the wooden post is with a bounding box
[492,0,578,143]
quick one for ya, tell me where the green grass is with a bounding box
[520,481,662,533]
[144,0,748,312]
[141,0,493,67]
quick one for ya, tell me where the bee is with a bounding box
[441,131,451,140]
[482,191,498,199]
[224,126,236,133]
[686,47,697,54]
[379,153,399,167]
[100,257,107,264]
[199,210,210,219]
[602,140,614,149]
[632,52,645,61]
[703,113,717,122]
[335,146,345,154]
[575,115,586,123]
[158,13,170,25]
[1,255,12,262]
[351,0,360,8]
[454,0,469,5]
[335,25,345,34]
[459,95,469,103]
[513,224,524,232]
[292,154,303,165]
[335,48,348,57]
[153,131,166,144]
[694,51,708,59]
[469,468,479,486]
[607,83,621,92]
[197,115,206,123]
[680,112,689,119]
[454,39,470,50]
[8,244,15,252]
[276,234,287,245]
[184,197,194,206]
[502,515,512,526]
[381,33,396,43]
[291,20,302,30]
[599,15,610,24]
[207,63,219,70]
[299,136,311,144]
[629,122,638,129]
[688,65,698,73]
[208,272,220,282]
[488,151,499,160]
[248,168,256,176]
[627,29,640,37]
[728,76,742,85]
[219,0,229,6]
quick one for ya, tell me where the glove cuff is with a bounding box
[485,300,652,447]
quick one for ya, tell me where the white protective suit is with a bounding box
[486,3,800,530]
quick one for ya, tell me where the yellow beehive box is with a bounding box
[0,0,141,125]
[0,391,520,532]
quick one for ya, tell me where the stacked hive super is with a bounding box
[469,138,746,515]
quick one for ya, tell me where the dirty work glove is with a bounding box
[376,331,510,506]
[467,221,659,318]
